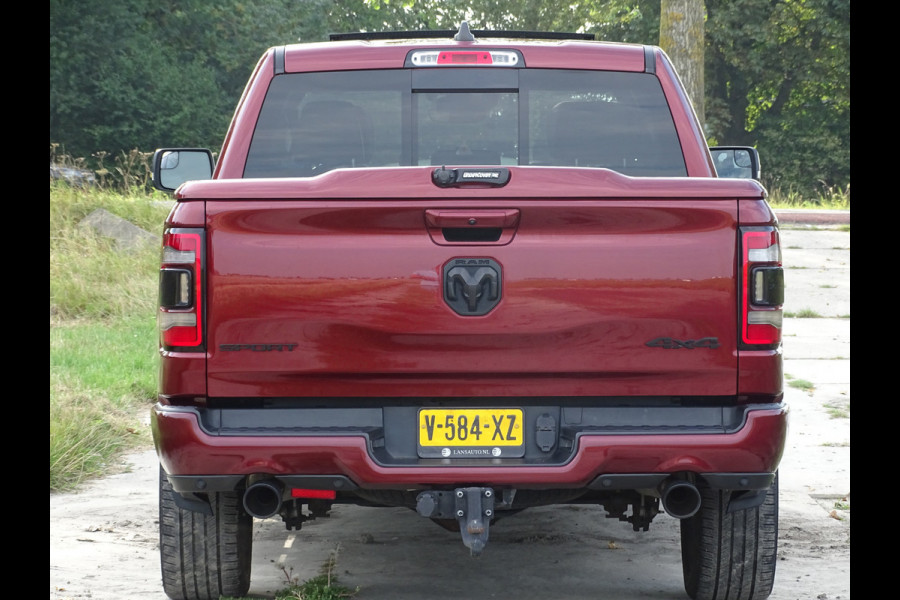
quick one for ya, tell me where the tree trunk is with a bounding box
[659,0,706,134]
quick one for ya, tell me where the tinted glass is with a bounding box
[245,71,408,178]
[245,68,686,177]
[520,70,686,176]
[416,92,518,166]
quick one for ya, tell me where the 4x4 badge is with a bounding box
[444,258,502,316]
[645,337,720,349]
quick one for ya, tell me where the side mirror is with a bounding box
[709,146,761,180]
[152,148,214,192]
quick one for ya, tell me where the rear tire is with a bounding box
[159,468,252,600]
[680,472,778,600]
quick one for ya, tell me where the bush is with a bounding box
[50,143,159,195]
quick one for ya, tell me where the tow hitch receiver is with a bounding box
[416,487,495,556]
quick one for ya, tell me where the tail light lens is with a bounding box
[158,228,204,349]
[740,227,784,347]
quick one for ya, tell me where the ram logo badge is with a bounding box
[444,258,502,316]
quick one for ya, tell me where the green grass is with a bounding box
[274,548,359,600]
[766,184,850,209]
[50,182,168,320]
[49,314,159,491]
[785,376,815,393]
[50,316,158,395]
[273,574,359,600]
[50,181,170,491]
[784,308,823,318]
[824,400,850,419]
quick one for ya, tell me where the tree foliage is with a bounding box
[49,0,308,157]
[51,0,223,157]
[704,0,850,194]
[49,0,848,197]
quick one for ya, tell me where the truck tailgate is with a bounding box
[201,175,740,399]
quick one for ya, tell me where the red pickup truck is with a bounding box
[151,24,786,600]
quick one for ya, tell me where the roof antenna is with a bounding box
[455,21,475,42]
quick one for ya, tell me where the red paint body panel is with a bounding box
[738,350,784,396]
[152,404,788,489]
[165,198,205,227]
[157,351,206,399]
[202,195,740,398]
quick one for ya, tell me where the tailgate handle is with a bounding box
[425,209,520,245]
[425,209,520,229]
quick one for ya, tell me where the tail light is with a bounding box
[740,227,784,347]
[158,228,204,350]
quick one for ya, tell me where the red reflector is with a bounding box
[163,325,201,347]
[438,51,493,64]
[746,323,780,345]
[290,488,337,500]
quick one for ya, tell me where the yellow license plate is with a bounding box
[417,408,524,458]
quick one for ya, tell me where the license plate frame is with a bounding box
[417,408,525,458]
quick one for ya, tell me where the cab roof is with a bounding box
[277,21,654,74]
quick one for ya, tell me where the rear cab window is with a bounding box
[244,68,686,178]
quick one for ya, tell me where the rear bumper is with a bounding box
[151,401,788,492]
